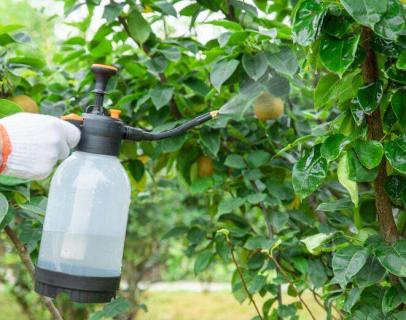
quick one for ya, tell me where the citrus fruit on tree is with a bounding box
[9,95,39,113]
[198,155,214,177]
[253,91,284,121]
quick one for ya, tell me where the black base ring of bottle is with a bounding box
[35,266,121,303]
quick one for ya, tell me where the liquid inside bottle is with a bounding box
[37,151,131,277]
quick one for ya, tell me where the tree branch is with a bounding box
[4,226,64,320]
[360,27,399,245]
[226,238,263,320]
[267,253,316,320]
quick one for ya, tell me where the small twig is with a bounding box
[311,289,341,320]
[4,226,64,320]
[225,238,263,320]
[267,253,316,320]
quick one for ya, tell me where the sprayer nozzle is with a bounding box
[210,110,219,118]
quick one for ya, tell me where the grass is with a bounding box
[136,291,327,320]
[0,290,328,320]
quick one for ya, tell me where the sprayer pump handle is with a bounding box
[91,64,118,94]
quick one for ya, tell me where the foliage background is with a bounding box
[0,0,405,319]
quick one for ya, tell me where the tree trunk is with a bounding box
[361,28,399,244]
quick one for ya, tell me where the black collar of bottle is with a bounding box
[77,113,124,156]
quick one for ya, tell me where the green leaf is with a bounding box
[332,246,369,288]
[0,193,8,226]
[158,134,186,153]
[387,65,406,84]
[127,9,151,44]
[348,150,379,182]
[357,81,383,115]
[210,59,239,91]
[354,140,384,169]
[0,99,23,117]
[187,227,206,244]
[308,259,327,287]
[184,77,210,96]
[340,0,387,28]
[393,311,406,320]
[384,175,406,206]
[376,239,406,277]
[343,287,363,312]
[301,233,334,255]
[314,73,340,110]
[218,197,245,214]
[0,24,24,34]
[397,51,406,70]
[90,39,112,58]
[206,20,243,31]
[8,56,45,69]
[0,175,28,186]
[266,47,298,76]
[338,152,359,207]
[351,305,383,320]
[292,145,328,200]
[128,160,145,181]
[317,198,354,212]
[190,177,214,194]
[224,154,246,169]
[200,128,220,157]
[353,256,386,287]
[242,53,268,81]
[351,102,365,126]
[231,269,248,303]
[385,135,406,175]
[245,193,266,204]
[90,297,131,320]
[292,0,325,46]
[103,2,124,23]
[324,14,352,38]
[247,150,270,168]
[319,35,360,76]
[321,134,348,161]
[160,47,181,61]
[392,90,406,129]
[0,33,16,46]
[162,226,188,240]
[153,1,177,17]
[382,285,406,314]
[245,236,275,250]
[194,249,213,274]
[150,86,174,110]
[374,0,405,40]
[248,274,266,294]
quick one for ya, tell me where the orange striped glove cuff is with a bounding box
[0,124,12,173]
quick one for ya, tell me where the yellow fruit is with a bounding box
[9,95,39,113]
[253,92,284,121]
[198,155,214,177]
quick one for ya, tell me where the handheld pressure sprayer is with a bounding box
[34,64,219,303]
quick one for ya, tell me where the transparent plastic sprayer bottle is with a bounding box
[34,64,219,303]
[37,151,130,278]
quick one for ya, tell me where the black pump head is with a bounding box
[76,64,123,156]
[91,64,118,113]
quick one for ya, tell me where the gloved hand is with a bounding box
[0,113,81,180]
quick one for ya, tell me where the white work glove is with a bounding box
[0,113,81,180]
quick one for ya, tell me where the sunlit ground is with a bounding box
[0,291,328,320]
[138,291,327,320]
